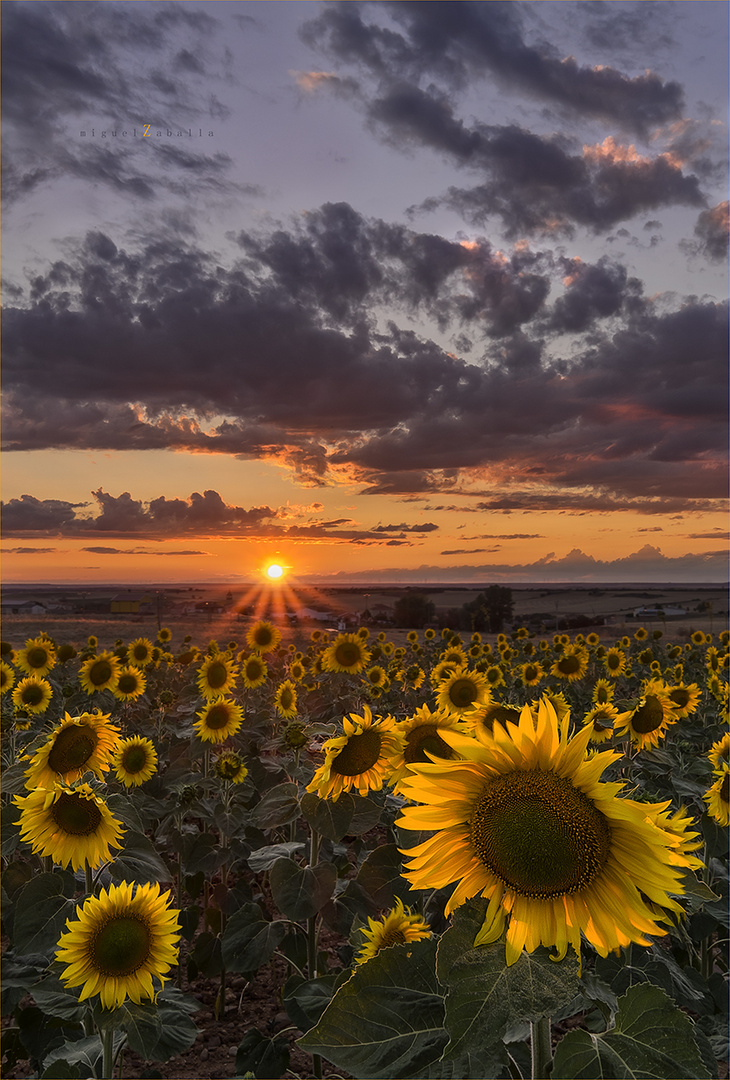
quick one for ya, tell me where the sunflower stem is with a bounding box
[101,1024,115,1079]
[85,860,93,896]
[530,1015,552,1080]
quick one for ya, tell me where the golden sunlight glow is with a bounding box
[266,563,284,580]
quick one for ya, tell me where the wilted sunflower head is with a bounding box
[355,897,430,964]
[24,711,122,789]
[215,751,248,784]
[283,721,309,750]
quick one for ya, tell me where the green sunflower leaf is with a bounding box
[12,873,76,957]
[435,896,580,1076]
[251,782,301,829]
[298,937,448,1079]
[93,999,162,1059]
[235,1028,290,1080]
[270,857,337,922]
[247,841,305,872]
[552,982,713,1079]
[221,902,288,973]
[357,843,413,907]
[300,791,355,841]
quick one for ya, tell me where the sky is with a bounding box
[1,0,728,586]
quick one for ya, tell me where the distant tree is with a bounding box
[393,589,436,628]
[463,586,514,633]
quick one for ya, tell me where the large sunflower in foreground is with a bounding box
[24,712,122,789]
[389,705,465,790]
[15,783,124,871]
[397,700,698,966]
[614,679,678,751]
[113,736,158,787]
[197,655,238,699]
[436,668,491,715]
[56,881,180,1010]
[355,897,431,964]
[307,705,403,800]
[194,698,244,743]
[321,633,371,675]
[78,652,122,695]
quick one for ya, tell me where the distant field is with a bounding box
[2,584,727,649]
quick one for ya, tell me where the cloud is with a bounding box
[689,202,730,262]
[81,546,209,556]
[3,546,59,554]
[2,0,242,207]
[302,1,684,133]
[311,544,728,583]
[2,217,727,513]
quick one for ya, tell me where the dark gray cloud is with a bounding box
[303,1,684,133]
[2,215,727,512]
[81,546,209,555]
[1,0,242,207]
[689,202,730,262]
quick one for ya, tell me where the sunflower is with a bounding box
[78,652,122,695]
[11,675,53,715]
[704,773,730,827]
[603,647,627,678]
[321,633,371,675]
[440,646,469,668]
[519,661,545,687]
[1,661,16,694]
[112,666,147,703]
[389,705,465,790]
[468,701,522,740]
[125,638,153,668]
[56,880,180,1010]
[550,645,589,682]
[16,636,57,678]
[306,705,403,801]
[197,655,238,700]
[113,736,158,787]
[430,660,461,686]
[215,751,248,784]
[289,660,306,682]
[239,653,268,689]
[274,679,298,719]
[582,704,630,745]
[665,682,702,719]
[397,699,697,967]
[592,679,615,705]
[708,733,730,775]
[355,898,431,964]
[364,665,388,688]
[691,631,707,646]
[407,631,419,644]
[157,627,172,644]
[400,664,426,691]
[435,668,490,716]
[614,679,678,751]
[483,665,506,689]
[246,620,281,654]
[283,722,309,750]
[194,698,244,744]
[24,712,122,789]
[586,633,600,648]
[15,783,124,871]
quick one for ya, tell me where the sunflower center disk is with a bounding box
[89,661,113,685]
[48,727,98,772]
[470,770,611,899]
[22,685,45,706]
[449,679,478,707]
[669,688,689,708]
[631,695,665,733]
[207,663,228,689]
[206,706,232,730]
[558,656,581,675]
[334,643,362,667]
[51,793,103,835]
[331,730,382,776]
[122,747,148,774]
[380,928,407,949]
[93,917,151,975]
[27,647,50,668]
[118,676,138,694]
[404,726,455,764]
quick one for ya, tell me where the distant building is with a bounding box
[110,592,156,614]
[0,598,49,616]
[632,605,687,619]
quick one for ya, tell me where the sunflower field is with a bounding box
[0,620,728,1080]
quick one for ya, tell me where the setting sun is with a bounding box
[266,563,284,580]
